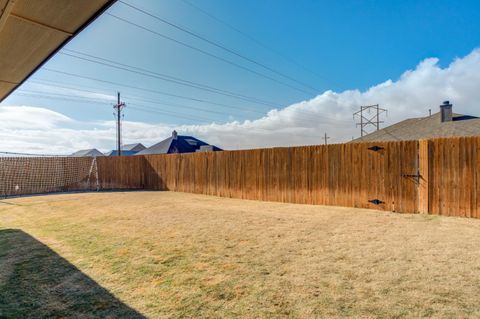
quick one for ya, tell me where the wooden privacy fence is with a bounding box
[140,136,479,218]
[1,136,478,218]
[142,141,419,213]
[420,137,480,218]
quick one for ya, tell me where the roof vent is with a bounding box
[440,101,452,123]
[172,130,178,139]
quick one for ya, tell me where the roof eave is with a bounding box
[0,0,118,103]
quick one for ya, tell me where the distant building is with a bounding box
[350,101,480,143]
[105,150,139,156]
[135,131,222,155]
[123,143,147,152]
[71,149,105,157]
[105,143,146,156]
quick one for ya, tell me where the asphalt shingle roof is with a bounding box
[350,112,480,143]
[104,150,139,156]
[71,149,105,157]
[136,135,222,155]
[122,143,146,152]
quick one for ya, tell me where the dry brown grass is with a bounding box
[2,191,480,318]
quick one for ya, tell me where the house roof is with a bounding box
[350,111,480,143]
[122,143,146,152]
[71,149,105,157]
[0,0,116,102]
[136,134,222,155]
[105,150,139,156]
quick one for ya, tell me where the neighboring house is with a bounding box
[123,143,147,152]
[350,101,480,143]
[71,149,105,157]
[105,150,139,156]
[136,131,222,155]
[105,143,146,156]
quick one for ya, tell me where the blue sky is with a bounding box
[2,0,480,153]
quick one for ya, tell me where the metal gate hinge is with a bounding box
[368,146,384,152]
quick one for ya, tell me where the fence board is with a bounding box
[3,136,480,219]
[139,141,419,214]
[427,137,480,217]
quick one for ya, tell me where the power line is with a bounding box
[124,95,346,127]
[60,50,280,107]
[15,92,112,104]
[18,87,343,129]
[18,84,351,131]
[31,78,116,96]
[50,53,338,121]
[29,79,266,116]
[180,0,335,87]
[29,73,353,126]
[55,52,346,124]
[129,103,216,123]
[122,95,244,117]
[39,69,310,123]
[13,92,343,141]
[30,79,117,100]
[17,90,229,118]
[118,0,321,93]
[32,64,352,126]
[14,92,212,124]
[42,68,267,112]
[28,76,354,126]
[106,13,314,96]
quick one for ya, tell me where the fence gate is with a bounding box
[343,141,420,214]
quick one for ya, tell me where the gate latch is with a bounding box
[402,172,421,184]
[368,199,384,205]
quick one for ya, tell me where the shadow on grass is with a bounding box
[0,229,145,319]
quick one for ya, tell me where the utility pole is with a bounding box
[113,92,126,156]
[353,104,387,137]
[324,132,330,145]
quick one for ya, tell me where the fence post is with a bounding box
[418,139,431,214]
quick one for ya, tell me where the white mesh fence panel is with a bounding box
[0,153,99,197]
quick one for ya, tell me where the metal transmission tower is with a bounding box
[353,104,387,137]
[113,92,126,156]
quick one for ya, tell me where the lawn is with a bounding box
[1,191,480,318]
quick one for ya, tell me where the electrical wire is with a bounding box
[180,0,337,87]
[14,92,211,124]
[118,0,321,93]
[42,68,267,112]
[14,91,342,140]
[18,90,228,118]
[60,50,280,107]
[29,78,266,116]
[30,73,353,125]
[18,86,352,128]
[106,13,314,96]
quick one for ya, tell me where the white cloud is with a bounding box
[1,48,480,154]
[0,105,72,129]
